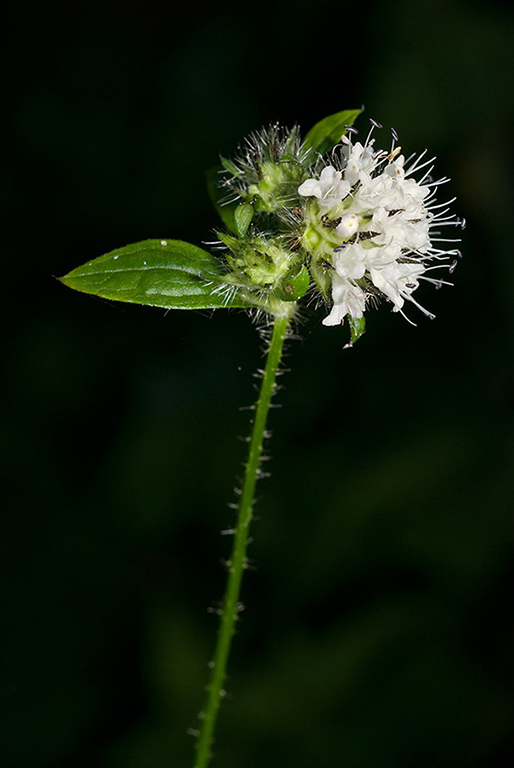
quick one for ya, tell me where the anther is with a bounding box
[370,118,383,129]
[345,125,358,135]
[449,260,458,274]
[391,127,399,141]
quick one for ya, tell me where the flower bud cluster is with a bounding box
[216,119,461,330]
[219,231,309,302]
[221,124,308,214]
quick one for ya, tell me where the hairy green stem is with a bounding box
[193,308,294,768]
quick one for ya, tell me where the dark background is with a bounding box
[3,0,514,766]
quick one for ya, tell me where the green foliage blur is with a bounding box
[2,0,514,766]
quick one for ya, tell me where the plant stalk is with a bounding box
[193,308,294,768]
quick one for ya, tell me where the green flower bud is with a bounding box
[246,158,306,213]
[220,124,308,215]
[219,232,309,301]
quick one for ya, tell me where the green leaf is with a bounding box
[348,315,366,345]
[302,108,363,165]
[275,264,310,302]
[206,166,237,233]
[234,203,254,238]
[59,239,257,310]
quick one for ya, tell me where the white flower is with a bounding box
[298,165,351,212]
[368,260,425,312]
[336,213,359,239]
[299,123,462,325]
[333,242,367,280]
[322,276,366,326]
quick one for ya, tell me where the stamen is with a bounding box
[427,248,461,258]
[421,276,454,287]
[406,154,436,178]
[423,264,454,273]
[418,165,435,185]
[405,148,429,174]
[365,119,383,147]
[426,196,457,210]
[403,290,436,319]
[399,308,418,326]
[424,177,451,188]
[429,206,453,220]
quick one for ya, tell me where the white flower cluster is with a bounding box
[298,126,462,326]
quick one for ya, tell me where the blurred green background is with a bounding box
[3,0,514,766]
